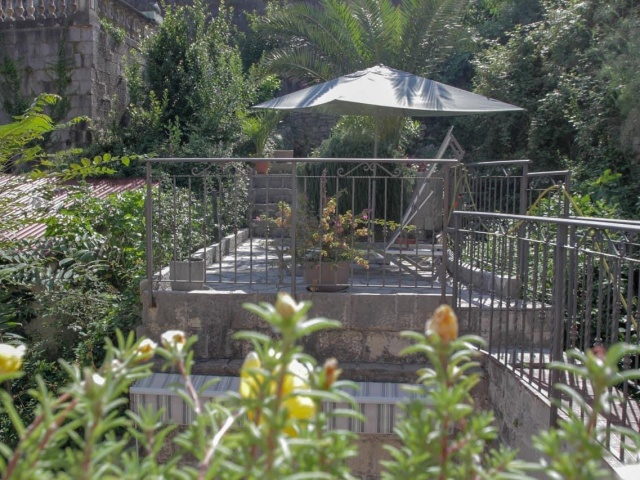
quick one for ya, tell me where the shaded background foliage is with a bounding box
[1,0,640,446]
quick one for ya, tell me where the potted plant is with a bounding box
[261,195,371,290]
[241,111,282,174]
[394,225,418,247]
[280,195,372,290]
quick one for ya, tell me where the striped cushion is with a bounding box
[130,373,420,434]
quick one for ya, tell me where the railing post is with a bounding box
[517,163,529,295]
[291,160,298,296]
[441,163,451,304]
[145,159,155,308]
[452,211,461,308]
[550,221,568,426]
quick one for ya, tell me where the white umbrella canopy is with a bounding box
[253,65,524,118]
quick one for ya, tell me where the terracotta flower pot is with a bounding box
[303,261,350,291]
[254,160,270,174]
[395,237,417,247]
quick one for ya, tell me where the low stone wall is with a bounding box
[140,285,554,366]
[446,251,521,298]
[140,289,444,365]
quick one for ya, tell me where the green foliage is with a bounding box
[0,94,74,167]
[99,18,126,47]
[0,296,361,478]
[107,0,261,160]
[1,298,638,477]
[241,109,283,157]
[256,0,474,82]
[466,0,543,42]
[536,344,640,478]
[0,190,146,445]
[383,332,529,479]
[0,54,29,118]
[468,0,640,217]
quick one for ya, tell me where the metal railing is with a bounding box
[143,155,639,462]
[450,209,640,462]
[144,157,458,304]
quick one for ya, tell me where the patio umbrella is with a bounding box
[253,64,524,157]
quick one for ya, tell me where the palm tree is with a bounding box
[256,0,472,84]
[255,0,472,149]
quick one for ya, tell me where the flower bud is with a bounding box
[425,304,459,344]
[275,293,298,322]
[322,357,342,389]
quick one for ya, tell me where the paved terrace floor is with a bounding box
[161,238,526,310]
[199,238,446,294]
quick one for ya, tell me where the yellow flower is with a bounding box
[240,351,263,400]
[239,352,316,435]
[281,359,316,435]
[136,338,157,361]
[0,344,25,374]
[161,330,186,351]
[426,305,459,344]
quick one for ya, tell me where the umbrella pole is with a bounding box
[370,113,379,240]
[374,114,379,158]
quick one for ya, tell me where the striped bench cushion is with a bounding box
[130,373,420,434]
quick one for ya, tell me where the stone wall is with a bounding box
[0,0,158,146]
[279,111,336,157]
[139,288,444,371]
[139,286,553,378]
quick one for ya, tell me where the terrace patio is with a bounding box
[137,155,640,477]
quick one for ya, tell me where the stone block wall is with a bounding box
[0,0,157,146]
[140,289,444,368]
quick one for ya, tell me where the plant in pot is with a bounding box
[262,190,372,291]
[241,110,282,174]
[297,196,371,291]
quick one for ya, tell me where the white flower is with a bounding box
[161,330,187,351]
[92,373,106,386]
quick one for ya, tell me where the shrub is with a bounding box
[0,296,638,478]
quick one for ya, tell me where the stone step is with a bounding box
[252,224,291,238]
[268,161,294,174]
[252,187,292,204]
[252,174,293,189]
[251,203,292,217]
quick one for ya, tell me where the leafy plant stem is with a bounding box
[265,337,292,477]
[5,392,73,478]
[178,357,201,415]
[198,410,242,479]
[81,397,103,480]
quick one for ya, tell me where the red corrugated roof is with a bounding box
[0,175,146,241]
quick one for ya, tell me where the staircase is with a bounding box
[251,160,294,238]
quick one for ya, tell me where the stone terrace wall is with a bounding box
[0,0,158,146]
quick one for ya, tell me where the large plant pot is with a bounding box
[303,261,350,292]
[170,259,205,291]
[254,160,270,174]
[394,237,417,247]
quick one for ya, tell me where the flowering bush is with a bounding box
[258,196,372,268]
[0,296,639,479]
[307,196,371,267]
